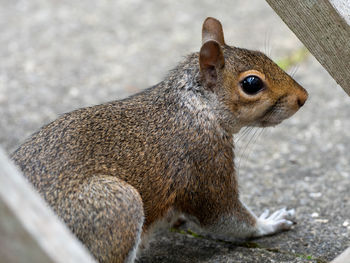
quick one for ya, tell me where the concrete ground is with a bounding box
[0,0,349,262]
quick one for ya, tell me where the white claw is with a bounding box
[278,219,294,229]
[255,207,296,237]
[259,209,270,220]
[287,208,295,218]
[270,208,284,220]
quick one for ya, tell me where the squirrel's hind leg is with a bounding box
[57,176,144,263]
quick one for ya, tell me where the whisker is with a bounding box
[237,126,260,175]
[264,31,268,55]
[262,30,273,57]
[244,127,265,163]
[291,64,300,77]
[235,126,255,156]
[235,127,253,144]
[268,36,272,57]
[235,126,255,176]
[235,103,283,177]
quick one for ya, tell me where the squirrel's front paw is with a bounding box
[255,208,295,237]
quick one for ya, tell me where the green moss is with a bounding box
[170,228,204,238]
[294,253,328,262]
[170,227,328,262]
[186,229,202,238]
[276,47,309,71]
[241,242,260,248]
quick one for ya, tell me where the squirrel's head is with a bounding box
[199,17,308,130]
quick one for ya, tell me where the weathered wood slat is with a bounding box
[266,0,350,96]
[0,148,96,263]
[332,247,350,263]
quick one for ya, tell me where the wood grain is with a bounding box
[332,247,350,263]
[266,0,350,96]
[0,148,96,263]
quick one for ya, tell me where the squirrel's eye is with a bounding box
[240,75,264,95]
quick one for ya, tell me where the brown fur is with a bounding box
[11,17,307,262]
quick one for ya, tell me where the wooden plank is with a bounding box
[0,148,96,263]
[265,0,350,96]
[332,247,350,263]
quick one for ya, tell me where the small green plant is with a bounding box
[276,47,309,71]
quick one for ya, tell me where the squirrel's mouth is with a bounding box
[259,119,282,127]
[254,106,283,127]
[256,98,295,127]
[249,116,283,128]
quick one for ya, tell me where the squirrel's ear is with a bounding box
[199,40,225,89]
[202,17,225,46]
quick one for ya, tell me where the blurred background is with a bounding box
[0,0,349,262]
[0,0,308,152]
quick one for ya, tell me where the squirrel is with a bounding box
[11,17,308,263]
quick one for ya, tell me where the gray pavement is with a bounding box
[0,0,349,262]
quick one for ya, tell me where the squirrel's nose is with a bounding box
[297,97,306,107]
[296,87,308,108]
